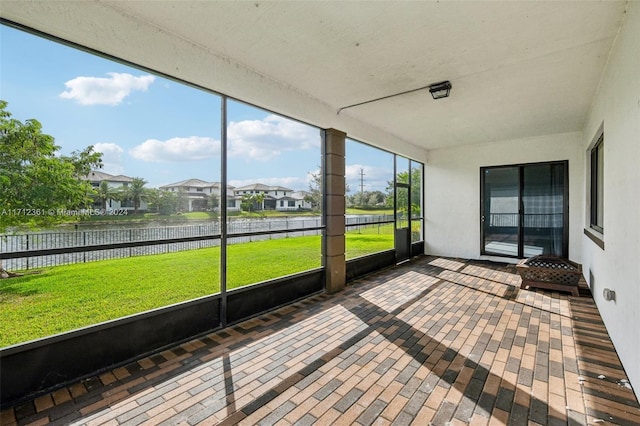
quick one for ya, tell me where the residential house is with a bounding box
[232,184,312,211]
[278,190,313,211]
[159,179,233,212]
[85,170,148,212]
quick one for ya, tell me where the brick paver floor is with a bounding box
[2,256,639,425]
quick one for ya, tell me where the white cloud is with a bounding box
[229,176,308,191]
[129,136,220,162]
[346,164,393,193]
[60,72,155,106]
[128,115,317,165]
[93,142,124,175]
[228,114,319,161]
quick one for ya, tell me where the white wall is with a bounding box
[425,131,584,263]
[581,2,640,391]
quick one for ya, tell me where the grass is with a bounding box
[346,223,394,258]
[82,212,167,222]
[228,210,318,218]
[0,248,220,347]
[227,236,321,286]
[180,212,218,220]
[0,233,392,347]
[81,210,320,225]
[346,207,394,216]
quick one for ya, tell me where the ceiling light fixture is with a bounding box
[337,79,452,114]
[428,81,452,100]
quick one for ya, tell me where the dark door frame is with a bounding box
[395,181,411,263]
[480,160,569,259]
[394,154,416,263]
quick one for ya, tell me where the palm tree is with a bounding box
[145,188,163,214]
[241,193,265,212]
[253,193,265,211]
[97,181,118,210]
[121,177,147,215]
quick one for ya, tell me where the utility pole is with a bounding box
[359,168,365,198]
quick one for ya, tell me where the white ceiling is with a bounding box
[0,1,628,154]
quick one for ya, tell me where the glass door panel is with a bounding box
[523,164,566,257]
[482,162,568,258]
[395,185,410,261]
[410,162,423,243]
[482,167,519,257]
[396,186,410,229]
[395,156,411,262]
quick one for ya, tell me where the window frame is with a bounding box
[590,133,604,234]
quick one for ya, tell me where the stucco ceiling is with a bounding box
[0,1,628,153]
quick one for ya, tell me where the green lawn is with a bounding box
[0,247,221,347]
[0,232,393,347]
[346,223,394,258]
[346,207,394,216]
[227,236,321,286]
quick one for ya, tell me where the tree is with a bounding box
[120,177,147,215]
[306,169,350,211]
[367,191,386,206]
[64,146,103,179]
[0,100,103,276]
[96,181,119,210]
[176,188,189,213]
[159,191,179,215]
[145,188,162,214]
[347,190,387,208]
[306,171,323,211]
[385,168,422,215]
[149,190,180,215]
[208,193,219,211]
[241,193,265,213]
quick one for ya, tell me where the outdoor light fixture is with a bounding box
[337,79,453,114]
[428,81,452,100]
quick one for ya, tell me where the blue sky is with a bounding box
[1,24,394,192]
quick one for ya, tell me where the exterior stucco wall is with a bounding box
[581,2,640,392]
[424,131,584,263]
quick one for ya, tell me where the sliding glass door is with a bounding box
[481,167,520,257]
[522,163,567,257]
[481,161,568,258]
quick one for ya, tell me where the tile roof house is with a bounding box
[231,184,312,211]
[85,170,148,212]
[159,179,233,212]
